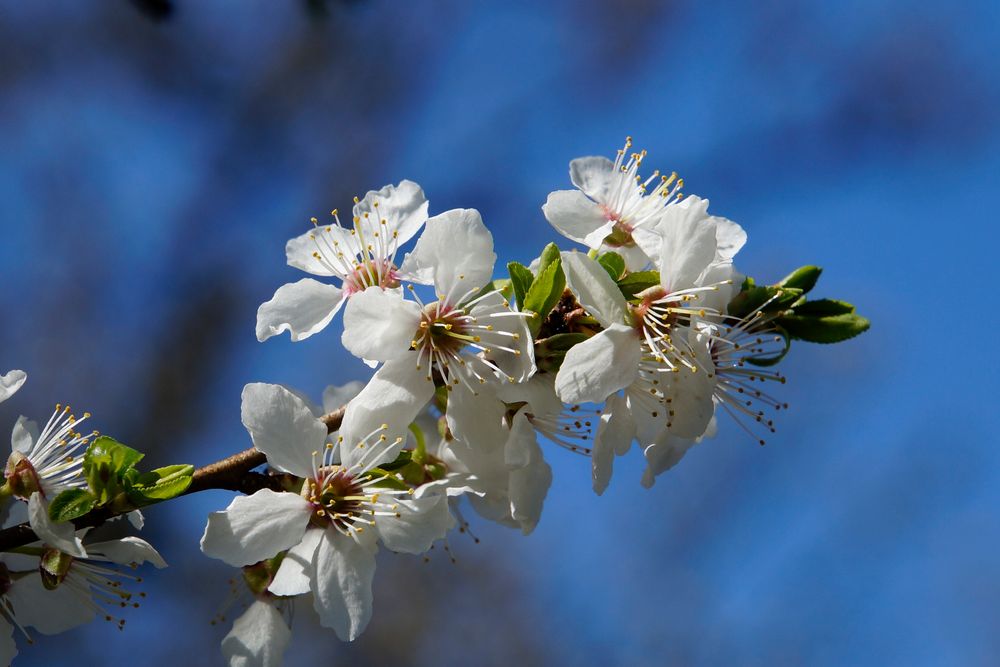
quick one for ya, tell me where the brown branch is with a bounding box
[0,406,346,553]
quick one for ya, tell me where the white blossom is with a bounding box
[201,382,453,641]
[256,180,429,342]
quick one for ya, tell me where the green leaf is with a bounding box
[746,328,792,367]
[536,242,560,275]
[790,298,855,317]
[778,312,871,344]
[535,332,589,355]
[522,256,566,337]
[491,278,514,301]
[507,261,534,309]
[597,252,626,281]
[727,285,778,320]
[125,464,194,505]
[778,265,823,293]
[47,489,97,523]
[83,436,144,504]
[617,270,660,299]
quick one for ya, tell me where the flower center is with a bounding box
[304,466,368,531]
[342,258,400,296]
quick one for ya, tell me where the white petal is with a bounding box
[222,600,291,667]
[0,370,26,404]
[311,528,378,641]
[352,180,429,247]
[88,537,167,568]
[469,293,536,383]
[714,216,746,260]
[127,510,145,530]
[241,383,324,478]
[376,495,454,554]
[285,225,356,276]
[322,381,365,414]
[28,493,86,557]
[592,393,636,495]
[661,329,716,439]
[506,413,551,535]
[445,384,508,458]
[569,156,616,201]
[339,359,434,471]
[341,287,422,362]
[496,374,563,419]
[256,279,344,342]
[641,433,699,488]
[541,190,612,247]
[555,325,640,404]
[200,489,311,567]
[657,195,718,292]
[7,572,94,634]
[398,208,496,301]
[268,527,323,597]
[11,416,38,454]
[560,251,627,327]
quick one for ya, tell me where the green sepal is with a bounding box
[124,464,194,505]
[522,255,566,337]
[616,270,660,299]
[777,309,870,344]
[778,265,822,293]
[47,488,97,523]
[535,332,589,355]
[40,547,74,590]
[597,252,626,281]
[364,469,411,491]
[507,261,535,309]
[83,436,144,505]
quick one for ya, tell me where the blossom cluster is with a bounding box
[0,138,867,666]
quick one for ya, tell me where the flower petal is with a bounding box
[285,225,357,276]
[555,324,640,404]
[398,208,496,301]
[0,370,26,404]
[560,251,627,327]
[87,537,167,568]
[714,216,746,260]
[641,433,699,488]
[341,287,422,362]
[322,381,365,415]
[353,180,429,247]
[376,495,454,554]
[339,359,434,471]
[569,156,616,201]
[256,278,345,342]
[592,392,636,495]
[311,528,378,641]
[11,416,38,454]
[506,412,552,535]
[268,527,323,597]
[28,493,86,557]
[200,489,312,567]
[542,190,613,248]
[241,383,325,478]
[657,195,718,292]
[222,599,291,667]
[6,572,94,634]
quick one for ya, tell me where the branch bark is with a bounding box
[0,406,346,553]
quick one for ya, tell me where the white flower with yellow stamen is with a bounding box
[341,208,534,405]
[4,403,100,557]
[256,180,429,342]
[542,138,686,270]
[201,382,453,641]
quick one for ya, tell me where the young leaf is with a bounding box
[617,270,660,299]
[778,311,871,344]
[778,265,823,293]
[790,298,855,317]
[522,256,566,336]
[125,464,194,505]
[507,261,535,309]
[536,242,561,275]
[47,489,97,523]
[597,252,626,281]
[83,436,144,504]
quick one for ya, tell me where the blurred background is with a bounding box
[1,1,997,665]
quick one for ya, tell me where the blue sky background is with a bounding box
[0,1,998,665]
